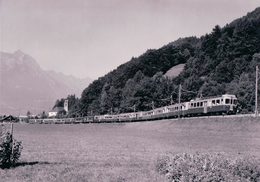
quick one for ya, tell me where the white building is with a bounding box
[48,107,66,118]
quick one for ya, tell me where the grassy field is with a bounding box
[0,117,260,181]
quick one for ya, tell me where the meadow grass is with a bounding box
[156,152,260,182]
[0,117,259,181]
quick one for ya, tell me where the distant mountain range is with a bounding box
[0,50,92,115]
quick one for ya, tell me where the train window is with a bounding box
[216,100,220,104]
[197,102,200,107]
[212,100,216,105]
[225,99,230,104]
[191,103,193,107]
[233,99,237,105]
[200,102,203,107]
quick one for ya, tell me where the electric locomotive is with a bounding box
[92,94,238,122]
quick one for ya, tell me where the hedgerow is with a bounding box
[156,153,260,182]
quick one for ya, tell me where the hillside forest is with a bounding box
[54,8,260,116]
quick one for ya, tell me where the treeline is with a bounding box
[56,7,260,116]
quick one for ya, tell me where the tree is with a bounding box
[199,80,225,97]
[40,111,47,119]
[68,8,260,113]
[26,111,31,119]
[100,83,110,114]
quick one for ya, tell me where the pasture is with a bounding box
[0,117,260,181]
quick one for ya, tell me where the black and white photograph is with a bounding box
[0,0,260,181]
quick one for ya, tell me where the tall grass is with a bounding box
[156,152,260,182]
[0,132,23,168]
[1,118,259,181]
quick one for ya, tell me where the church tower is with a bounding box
[64,99,69,113]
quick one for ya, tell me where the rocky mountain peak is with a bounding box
[0,50,92,115]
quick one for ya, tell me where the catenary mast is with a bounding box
[256,66,259,117]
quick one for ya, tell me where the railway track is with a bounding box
[26,113,259,124]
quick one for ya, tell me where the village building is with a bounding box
[48,107,66,118]
[48,99,69,118]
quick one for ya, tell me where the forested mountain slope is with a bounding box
[66,7,260,116]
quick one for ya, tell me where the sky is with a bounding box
[1,0,260,79]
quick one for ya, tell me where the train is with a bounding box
[28,94,238,124]
[93,94,238,122]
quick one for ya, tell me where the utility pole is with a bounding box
[133,104,136,113]
[256,66,259,118]
[178,84,182,119]
[170,95,173,105]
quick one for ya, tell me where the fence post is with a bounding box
[11,123,14,155]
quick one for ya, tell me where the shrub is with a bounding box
[156,153,260,182]
[0,132,23,168]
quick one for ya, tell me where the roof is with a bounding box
[50,107,65,113]
[0,115,16,122]
[190,94,237,101]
